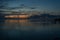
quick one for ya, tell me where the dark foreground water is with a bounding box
[0,19,60,40]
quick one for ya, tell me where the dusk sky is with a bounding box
[0,0,60,14]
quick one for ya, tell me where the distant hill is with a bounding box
[29,14,58,19]
[29,14,60,22]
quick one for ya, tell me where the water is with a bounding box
[0,19,60,40]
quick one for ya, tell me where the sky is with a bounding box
[0,0,60,14]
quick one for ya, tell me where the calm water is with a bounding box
[0,19,60,40]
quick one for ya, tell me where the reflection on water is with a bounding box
[4,20,33,30]
[0,19,60,40]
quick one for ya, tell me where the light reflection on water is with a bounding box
[0,19,60,40]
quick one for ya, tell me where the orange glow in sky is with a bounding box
[5,15,29,19]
